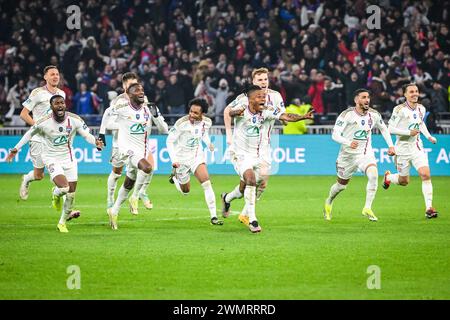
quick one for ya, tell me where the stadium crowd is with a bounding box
[0,0,449,127]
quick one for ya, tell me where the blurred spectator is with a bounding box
[308,70,325,114]
[6,79,29,126]
[425,82,449,112]
[204,77,230,124]
[283,97,313,134]
[322,77,343,114]
[166,73,186,118]
[73,83,100,116]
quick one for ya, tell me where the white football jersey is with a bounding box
[388,103,427,155]
[100,94,168,149]
[110,100,153,158]
[229,89,285,150]
[231,105,281,157]
[22,86,66,143]
[333,107,387,155]
[14,112,95,163]
[166,115,212,163]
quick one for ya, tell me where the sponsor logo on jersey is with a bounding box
[353,130,368,140]
[408,123,420,130]
[130,123,145,134]
[186,137,199,147]
[53,135,69,146]
[246,125,260,137]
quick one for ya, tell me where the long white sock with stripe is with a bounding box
[245,186,257,222]
[112,185,131,216]
[365,166,378,209]
[107,172,121,204]
[59,192,75,224]
[23,171,36,185]
[422,180,433,209]
[326,182,347,204]
[225,185,243,203]
[201,180,217,219]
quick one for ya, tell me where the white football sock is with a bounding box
[365,166,378,209]
[132,170,150,198]
[326,182,347,204]
[201,180,217,219]
[112,185,131,216]
[173,176,182,193]
[244,186,257,222]
[107,172,121,204]
[422,179,433,209]
[23,171,36,185]
[225,184,243,203]
[59,192,75,224]
[241,203,249,217]
[53,186,69,197]
[139,171,153,196]
[386,173,399,185]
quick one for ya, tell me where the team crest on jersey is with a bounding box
[59,127,63,132]
[361,120,365,125]
[413,114,417,119]
[136,114,140,120]
[252,117,256,123]
[195,128,199,134]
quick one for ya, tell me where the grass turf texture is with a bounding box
[0,174,449,300]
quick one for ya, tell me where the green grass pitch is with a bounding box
[0,174,449,299]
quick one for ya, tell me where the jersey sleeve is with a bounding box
[388,106,410,136]
[75,117,96,146]
[263,108,282,121]
[332,112,351,146]
[22,90,39,112]
[14,124,41,150]
[166,123,181,163]
[375,112,394,147]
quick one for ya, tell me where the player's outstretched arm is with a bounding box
[228,105,245,118]
[99,107,114,146]
[166,126,181,165]
[77,120,103,149]
[377,118,395,155]
[6,126,39,162]
[388,108,416,137]
[331,115,355,148]
[223,105,233,145]
[420,118,437,144]
[149,103,169,134]
[278,110,314,122]
[19,108,35,126]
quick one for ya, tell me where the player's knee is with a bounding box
[124,179,135,190]
[181,185,190,194]
[246,177,257,186]
[142,165,152,175]
[420,173,431,181]
[35,172,44,180]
